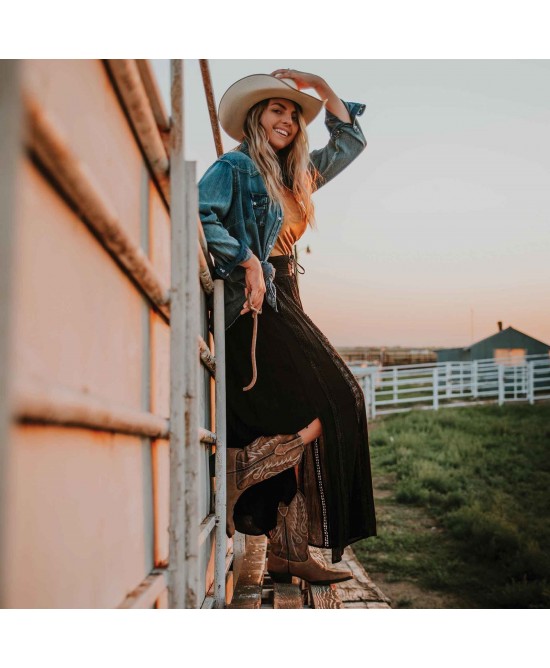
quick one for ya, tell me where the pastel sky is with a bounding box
[152,59,550,348]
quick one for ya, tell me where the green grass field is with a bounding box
[354,402,550,608]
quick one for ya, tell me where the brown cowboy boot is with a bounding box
[226,433,305,537]
[267,490,353,585]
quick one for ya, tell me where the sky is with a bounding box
[150,58,550,349]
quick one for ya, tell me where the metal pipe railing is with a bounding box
[106,60,170,204]
[25,95,171,318]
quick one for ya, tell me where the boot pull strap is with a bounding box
[278,502,289,518]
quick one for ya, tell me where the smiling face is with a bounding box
[259,98,300,151]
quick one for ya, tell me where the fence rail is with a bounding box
[351,354,550,418]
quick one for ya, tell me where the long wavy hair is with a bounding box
[241,99,319,227]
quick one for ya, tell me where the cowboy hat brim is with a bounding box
[218,74,325,142]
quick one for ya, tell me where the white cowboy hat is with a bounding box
[218,73,325,142]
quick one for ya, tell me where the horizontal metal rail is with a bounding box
[135,59,170,133]
[24,95,218,374]
[24,95,171,318]
[199,427,216,444]
[14,380,169,437]
[198,513,216,546]
[14,379,217,444]
[106,60,170,204]
[199,335,216,376]
[118,571,168,609]
[198,242,215,295]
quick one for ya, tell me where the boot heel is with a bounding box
[268,571,292,584]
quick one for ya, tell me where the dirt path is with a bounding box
[364,474,468,609]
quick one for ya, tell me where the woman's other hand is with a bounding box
[271,69,352,124]
[240,255,266,315]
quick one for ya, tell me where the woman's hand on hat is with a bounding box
[273,68,352,124]
[271,69,324,92]
[240,255,266,315]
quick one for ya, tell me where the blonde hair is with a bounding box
[241,99,319,226]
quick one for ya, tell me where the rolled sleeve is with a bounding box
[310,100,367,189]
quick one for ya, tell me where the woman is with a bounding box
[199,69,376,585]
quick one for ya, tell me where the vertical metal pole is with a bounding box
[213,279,227,608]
[183,161,200,607]
[168,58,187,608]
[433,368,439,410]
[0,60,21,608]
[497,364,505,406]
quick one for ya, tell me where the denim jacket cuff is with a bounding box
[324,100,366,138]
[214,243,252,279]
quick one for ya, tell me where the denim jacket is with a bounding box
[198,100,366,329]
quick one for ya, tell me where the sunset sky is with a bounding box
[152,59,550,349]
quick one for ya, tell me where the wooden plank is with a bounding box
[308,583,342,609]
[228,535,267,609]
[118,571,167,609]
[273,581,303,609]
[335,547,391,605]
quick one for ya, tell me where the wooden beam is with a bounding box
[273,581,303,609]
[227,536,267,609]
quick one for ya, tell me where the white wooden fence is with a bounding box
[351,354,550,418]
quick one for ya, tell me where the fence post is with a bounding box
[432,367,439,410]
[361,374,370,419]
[472,361,478,398]
[528,361,535,405]
[498,364,505,406]
[393,367,398,403]
[370,371,377,419]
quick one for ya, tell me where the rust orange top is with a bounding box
[270,189,307,256]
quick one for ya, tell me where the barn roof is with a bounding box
[470,326,550,350]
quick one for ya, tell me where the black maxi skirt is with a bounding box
[225,255,376,563]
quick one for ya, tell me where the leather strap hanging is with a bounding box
[243,293,262,391]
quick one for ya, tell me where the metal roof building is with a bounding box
[436,323,550,363]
